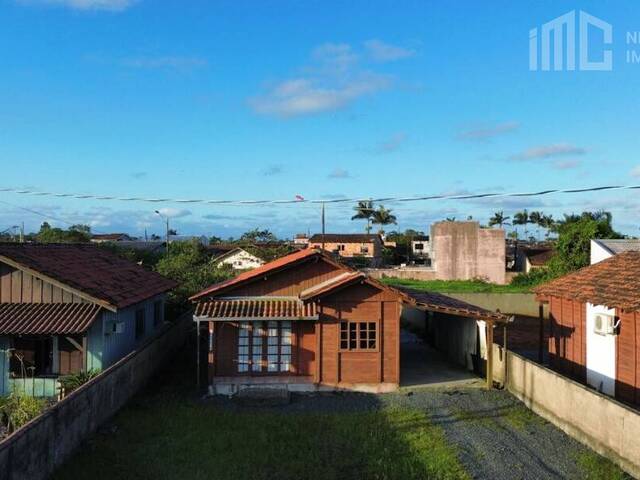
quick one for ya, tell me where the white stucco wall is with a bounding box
[586,303,617,396]
[216,250,264,270]
[590,240,612,265]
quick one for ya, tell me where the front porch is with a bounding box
[1,333,87,398]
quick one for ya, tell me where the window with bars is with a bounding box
[340,321,377,351]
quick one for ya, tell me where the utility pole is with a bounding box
[20,223,24,243]
[321,202,325,251]
[154,211,170,257]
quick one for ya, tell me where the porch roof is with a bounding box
[0,302,102,335]
[399,288,511,323]
[194,297,319,321]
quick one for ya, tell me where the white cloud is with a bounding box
[17,0,136,11]
[250,74,389,117]
[249,43,394,117]
[155,208,191,219]
[510,143,587,161]
[328,168,352,179]
[457,121,520,141]
[364,40,415,62]
[553,159,581,170]
[120,56,207,69]
[376,133,407,154]
[630,166,640,178]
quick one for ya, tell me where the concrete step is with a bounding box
[234,387,291,406]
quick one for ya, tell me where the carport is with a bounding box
[399,288,512,389]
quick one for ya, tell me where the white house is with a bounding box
[590,239,640,264]
[211,247,265,270]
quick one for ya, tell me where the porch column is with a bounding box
[52,336,59,374]
[486,320,494,389]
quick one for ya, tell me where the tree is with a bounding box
[36,223,91,243]
[155,240,234,311]
[351,201,375,234]
[512,210,529,240]
[528,211,544,241]
[488,211,510,229]
[547,212,623,275]
[370,205,397,234]
[540,214,555,239]
[239,229,277,243]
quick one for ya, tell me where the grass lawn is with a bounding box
[381,277,531,294]
[54,394,467,480]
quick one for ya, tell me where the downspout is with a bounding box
[195,317,200,389]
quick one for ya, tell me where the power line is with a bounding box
[0,184,638,207]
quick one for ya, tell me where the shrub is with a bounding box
[59,369,100,395]
[0,390,45,433]
[510,268,552,288]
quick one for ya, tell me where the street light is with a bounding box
[154,210,170,257]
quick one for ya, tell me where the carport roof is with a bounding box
[399,288,510,322]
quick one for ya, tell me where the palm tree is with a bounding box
[512,210,529,240]
[488,211,511,229]
[529,211,544,241]
[540,214,555,240]
[371,205,397,234]
[351,200,375,234]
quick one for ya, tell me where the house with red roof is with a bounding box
[535,251,640,405]
[191,248,510,394]
[0,243,176,398]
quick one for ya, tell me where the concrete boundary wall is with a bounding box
[0,314,192,480]
[447,293,548,318]
[493,345,640,478]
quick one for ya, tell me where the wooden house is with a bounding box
[191,248,509,394]
[0,243,176,397]
[535,251,640,406]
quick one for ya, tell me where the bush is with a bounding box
[510,268,552,288]
[0,390,45,433]
[59,369,100,395]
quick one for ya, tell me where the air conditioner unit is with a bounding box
[594,314,615,335]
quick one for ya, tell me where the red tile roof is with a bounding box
[308,233,382,244]
[0,303,102,334]
[535,251,640,311]
[0,243,177,310]
[523,247,555,266]
[398,287,510,322]
[190,248,331,301]
[195,297,318,320]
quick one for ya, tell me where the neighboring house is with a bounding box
[430,221,506,284]
[191,248,508,395]
[212,247,265,271]
[0,244,176,398]
[169,235,208,245]
[591,239,640,265]
[516,247,554,273]
[90,233,133,243]
[308,234,384,267]
[293,234,309,247]
[411,235,430,259]
[535,251,640,405]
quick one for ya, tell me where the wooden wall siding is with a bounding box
[0,262,86,304]
[548,296,586,382]
[616,311,639,405]
[225,260,343,297]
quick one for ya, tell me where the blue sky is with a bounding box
[1,0,640,238]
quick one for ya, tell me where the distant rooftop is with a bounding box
[593,239,640,255]
[309,233,382,243]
